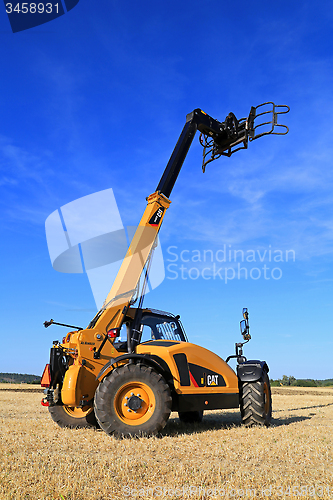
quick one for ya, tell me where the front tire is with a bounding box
[48,405,98,428]
[94,364,172,437]
[239,371,272,427]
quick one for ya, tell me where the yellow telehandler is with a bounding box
[41,103,289,437]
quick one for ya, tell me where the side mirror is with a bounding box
[240,308,251,341]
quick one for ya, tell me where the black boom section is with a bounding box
[156,109,225,198]
[173,353,191,386]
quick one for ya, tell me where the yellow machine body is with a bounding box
[60,332,239,412]
[59,328,121,406]
[137,341,239,411]
[137,341,238,396]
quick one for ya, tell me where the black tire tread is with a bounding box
[94,364,172,437]
[239,371,272,427]
[48,405,98,429]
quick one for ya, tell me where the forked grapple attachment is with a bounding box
[249,102,290,140]
[199,102,290,172]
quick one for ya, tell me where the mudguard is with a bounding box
[237,360,269,383]
[96,353,172,382]
[61,364,99,406]
[61,364,83,406]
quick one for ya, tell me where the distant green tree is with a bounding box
[269,377,333,387]
[279,375,297,386]
[295,379,317,387]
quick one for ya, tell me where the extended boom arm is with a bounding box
[158,102,289,191]
[88,103,289,352]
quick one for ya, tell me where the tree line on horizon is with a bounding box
[0,372,332,387]
[0,373,41,384]
[271,375,333,387]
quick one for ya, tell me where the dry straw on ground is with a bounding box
[0,384,333,499]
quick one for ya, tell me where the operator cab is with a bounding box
[114,308,188,351]
[141,309,188,343]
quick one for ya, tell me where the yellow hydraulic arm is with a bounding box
[87,191,171,339]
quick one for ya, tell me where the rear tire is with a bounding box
[48,405,98,428]
[239,371,272,427]
[94,364,172,438]
[178,411,203,423]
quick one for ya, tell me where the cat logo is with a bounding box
[149,207,165,226]
[207,374,219,386]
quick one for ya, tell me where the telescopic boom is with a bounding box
[85,103,289,350]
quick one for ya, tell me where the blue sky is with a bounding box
[1,1,333,379]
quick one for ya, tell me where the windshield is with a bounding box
[141,312,187,342]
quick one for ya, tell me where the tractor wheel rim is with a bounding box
[114,381,155,426]
[263,382,270,414]
[63,406,93,418]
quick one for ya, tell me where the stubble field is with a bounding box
[0,384,333,500]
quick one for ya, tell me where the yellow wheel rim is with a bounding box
[114,381,155,426]
[263,382,270,414]
[63,406,93,418]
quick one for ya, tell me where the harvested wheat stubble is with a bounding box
[272,387,333,397]
[0,386,332,500]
